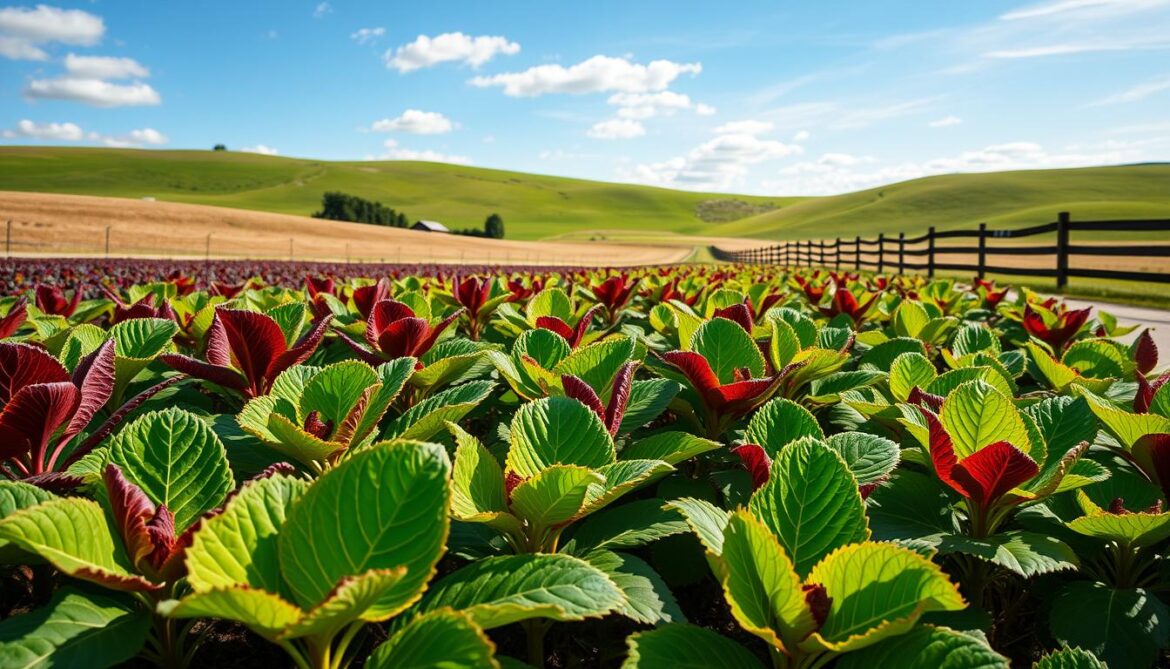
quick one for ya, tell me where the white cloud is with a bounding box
[313,2,332,18]
[24,76,161,107]
[714,120,774,135]
[929,115,963,127]
[370,110,455,135]
[384,32,519,73]
[469,55,701,97]
[619,122,801,190]
[0,5,104,61]
[1,119,83,140]
[793,130,811,142]
[125,128,167,145]
[1090,74,1170,105]
[96,128,168,148]
[695,103,717,116]
[242,144,279,155]
[351,27,384,45]
[587,119,646,139]
[1000,0,1169,21]
[607,90,714,119]
[64,53,149,79]
[377,139,471,164]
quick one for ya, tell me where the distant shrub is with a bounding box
[454,213,505,239]
[213,144,227,151]
[313,191,408,227]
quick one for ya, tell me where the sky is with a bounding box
[1,0,1168,196]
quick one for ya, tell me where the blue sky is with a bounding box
[1,0,1168,195]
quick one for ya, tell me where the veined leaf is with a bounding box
[509,465,601,533]
[1033,647,1108,669]
[506,396,615,478]
[563,499,688,554]
[743,398,824,457]
[622,623,766,669]
[582,459,673,514]
[385,380,495,441]
[619,432,720,465]
[835,625,1008,669]
[889,352,937,403]
[0,587,150,669]
[940,381,1035,460]
[691,318,765,384]
[825,432,900,486]
[368,609,499,669]
[553,337,637,401]
[449,422,507,519]
[1076,387,1170,448]
[158,586,303,641]
[1049,582,1169,669]
[665,497,730,555]
[585,549,685,624]
[936,531,1078,577]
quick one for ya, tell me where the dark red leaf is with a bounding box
[103,464,157,567]
[950,441,1039,512]
[0,342,70,404]
[661,351,722,397]
[0,382,80,466]
[1135,330,1159,376]
[216,309,287,395]
[713,304,754,333]
[61,339,116,445]
[1133,433,1170,500]
[535,316,575,342]
[732,443,771,490]
[802,583,832,628]
[269,314,332,378]
[561,374,604,421]
[604,362,637,437]
[0,297,27,340]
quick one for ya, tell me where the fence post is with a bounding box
[977,222,987,280]
[105,226,111,257]
[5,220,10,258]
[898,232,904,274]
[289,238,294,261]
[877,233,885,275]
[205,233,211,262]
[1056,211,1070,291]
[818,239,825,267]
[927,226,936,278]
[854,236,861,271]
[835,238,841,270]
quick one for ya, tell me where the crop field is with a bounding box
[1,260,1165,669]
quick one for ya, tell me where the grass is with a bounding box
[0,147,799,241]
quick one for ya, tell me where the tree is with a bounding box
[213,144,227,151]
[484,213,504,239]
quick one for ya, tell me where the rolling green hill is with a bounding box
[711,164,1170,240]
[0,147,797,240]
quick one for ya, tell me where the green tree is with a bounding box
[213,144,226,151]
[484,213,505,239]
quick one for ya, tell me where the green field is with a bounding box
[1,147,1166,244]
[0,147,797,240]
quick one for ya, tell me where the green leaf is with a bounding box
[0,587,150,669]
[368,609,498,669]
[1024,396,1096,471]
[691,318,765,384]
[1076,387,1170,448]
[0,481,55,560]
[279,441,451,618]
[267,303,309,344]
[802,542,966,653]
[184,473,307,596]
[385,380,495,441]
[859,337,927,372]
[582,460,673,514]
[665,497,730,555]
[893,300,930,338]
[526,288,572,326]
[619,432,720,465]
[748,439,869,576]
[835,625,1008,669]
[743,398,824,457]
[585,549,685,624]
[563,499,687,554]
[349,358,416,447]
[953,324,1001,358]
[553,338,637,401]
[107,407,234,531]
[620,379,681,434]
[1049,582,1169,669]
[298,360,378,428]
[1033,647,1108,669]
[449,423,507,519]
[513,328,570,370]
[411,553,623,629]
[622,623,766,669]
[1068,497,1170,548]
[940,381,1035,460]
[889,352,938,403]
[509,465,601,533]
[867,470,953,546]
[506,396,615,478]
[158,586,303,641]
[937,531,1078,577]
[0,498,152,591]
[716,510,815,652]
[281,567,411,638]
[1063,340,1129,379]
[109,317,178,401]
[825,432,900,485]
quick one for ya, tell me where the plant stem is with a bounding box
[523,619,551,668]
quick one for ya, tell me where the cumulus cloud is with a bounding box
[619,121,801,190]
[375,139,471,164]
[370,110,455,135]
[241,144,279,155]
[384,32,519,73]
[351,27,384,45]
[0,4,103,60]
[607,91,714,119]
[469,55,701,97]
[64,53,149,79]
[587,118,645,139]
[24,76,161,107]
[929,115,963,127]
[1,119,83,140]
[96,127,168,148]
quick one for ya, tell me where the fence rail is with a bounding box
[710,212,1170,288]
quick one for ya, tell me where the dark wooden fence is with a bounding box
[710,212,1170,289]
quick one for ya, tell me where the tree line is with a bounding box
[312,191,504,238]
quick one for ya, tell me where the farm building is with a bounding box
[411,220,449,233]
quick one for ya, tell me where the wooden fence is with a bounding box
[710,212,1170,289]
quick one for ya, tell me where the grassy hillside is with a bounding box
[0,147,797,240]
[712,164,1170,240]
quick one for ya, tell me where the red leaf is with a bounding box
[919,407,962,495]
[561,374,604,421]
[0,382,79,466]
[216,309,287,395]
[731,443,771,490]
[604,362,637,437]
[159,353,246,392]
[0,342,70,404]
[713,303,754,334]
[950,441,1038,512]
[416,308,464,356]
[661,351,722,397]
[535,316,574,342]
[204,314,231,367]
[907,386,945,412]
[1133,433,1170,500]
[103,464,157,567]
[570,305,603,348]
[367,300,418,347]
[269,314,332,378]
[802,583,832,628]
[61,339,115,445]
[351,278,390,322]
[0,297,27,340]
[1135,330,1159,376]
[377,317,430,359]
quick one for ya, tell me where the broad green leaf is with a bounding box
[585,549,685,624]
[940,381,1035,460]
[411,352,484,392]
[952,324,1001,358]
[0,481,54,560]
[158,586,303,640]
[107,407,234,531]
[582,460,673,514]
[889,352,937,403]
[623,623,765,669]
[1068,492,1170,547]
[0,498,152,591]
[1063,339,1129,379]
[267,302,309,344]
[835,625,1008,669]
[620,432,720,465]
[348,358,416,447]
[1033,647,1108,669]
[748,439,869,576]
[109,317,178,401]
[509,465,601,532]
[525,288,572,326]
[184,473,307,595]
[1049,582,1169,669]
[769,318,801,369]
[716,510,815,652]
[270,365,318,408]
[867,470,953,546]
[506,396,616,478]
[928,366,1014,400]
[692,317,765,383]
[411,553,623,629]
[859,337,927,372]
[385,380,495,441]
[449,423,507,519]
[553,337,637,401]
[0,587,150,669]
[802,542,966,653]
[1024,396,1095,471]
[937,531,1078,577]
[1076,387,1170,448]
[743,398,824,457]
[368,609,498,669]
[514,328,570,369]
[665,497,730,555]
[563,499,687,554]
[825,432,900,485]
[620,379,681,434]
[892,300,930,338]
[281,567,410,638]
[299,360,378,427]
[279,441,451,618]
[59,324,106,371]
